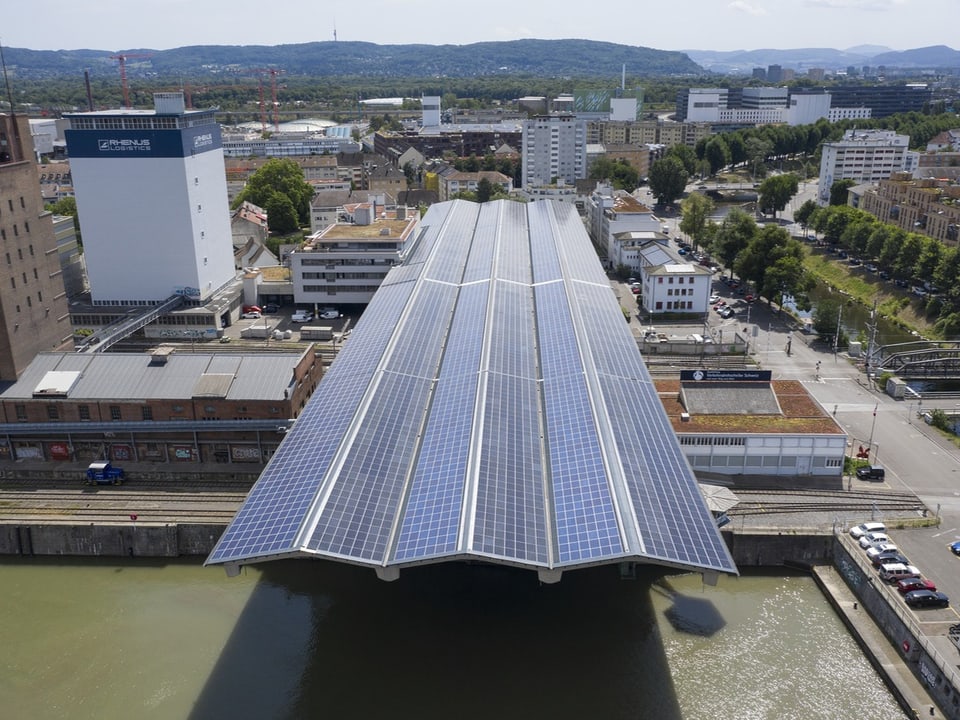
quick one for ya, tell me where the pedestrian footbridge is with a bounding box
[871,340,960,380]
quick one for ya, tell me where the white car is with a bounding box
[709,294,721,304]
[859,532,890,549]
[849,522,885,540]
[319,309,341,320]
[866,543,899,560]
[240,311,261,319]
[291,311,313,323]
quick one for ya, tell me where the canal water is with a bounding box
[0,558,906,719]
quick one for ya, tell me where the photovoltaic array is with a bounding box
[207,199,737,580]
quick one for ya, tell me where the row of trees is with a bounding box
[647,111,960,206]
[795,202,960,336]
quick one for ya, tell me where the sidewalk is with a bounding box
[815,565,937,719]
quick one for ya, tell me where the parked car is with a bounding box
[866,543,899,560]
[719,307,734,319]
[871,551,909,568]
[240,311,261,319]
[950,540,960,555]
[709,294,721,304]
[319,309,341,320]
[263,303,280,314]
[855,465,885,480]
[849,522,886,539]
[242,305,261,314]
[879,563,921,583]
[859,531,890,549]
[291,310,314,323]
[897,578,937,594]
[904,590,950,608]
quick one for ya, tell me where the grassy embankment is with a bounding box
[802,247,936,339]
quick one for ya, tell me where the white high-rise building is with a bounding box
[817,129,915,206]
[521,114,587,188]
[422,96,441,128]
[64,93,235,305]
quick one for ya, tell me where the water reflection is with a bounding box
[0,559,906,720]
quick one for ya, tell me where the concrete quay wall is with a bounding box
[0,522,839,562]
[0,522,225,558]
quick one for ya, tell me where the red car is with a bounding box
[897,577,936,594]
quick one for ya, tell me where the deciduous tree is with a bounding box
[648,157,687,206]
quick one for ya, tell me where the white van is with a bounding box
[879,563,921,583]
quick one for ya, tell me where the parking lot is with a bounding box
[219,303,354,346]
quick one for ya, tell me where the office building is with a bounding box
[0,113,73,379]
[64,93,236,306]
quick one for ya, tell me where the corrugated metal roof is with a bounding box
[193,374,235,398]
[0,351,304,402]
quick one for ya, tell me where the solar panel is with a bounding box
[473,372,548,563]
[208,199,737,580]
[393,282,488,561]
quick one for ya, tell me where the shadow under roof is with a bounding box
[206,199,737,583]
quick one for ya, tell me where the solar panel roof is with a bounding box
[207,199,737,582]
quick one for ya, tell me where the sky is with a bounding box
[3,0,955,54]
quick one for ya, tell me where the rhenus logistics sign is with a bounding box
[65,126,222,159]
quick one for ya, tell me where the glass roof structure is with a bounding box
[206,199,737,583]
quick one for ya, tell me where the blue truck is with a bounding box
[85,462,125,485]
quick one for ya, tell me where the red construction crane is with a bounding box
[251,68,284,133]
[110,52,153,108]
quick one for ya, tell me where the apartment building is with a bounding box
[818,129,917,206]
[521,114,587,188]
[857,173,960,247]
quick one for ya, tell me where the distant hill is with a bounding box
[1,40,703,80]
[870,45,960,68]
[684,45,959,73]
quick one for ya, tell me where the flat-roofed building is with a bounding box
[817,129,915,206]
[656,375,846,478]
[291,203,420,307]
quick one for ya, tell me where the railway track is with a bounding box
[729,488,923,517]
[0,483,250,524]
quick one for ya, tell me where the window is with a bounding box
[15,404,27,421]
[141,406,153,421]
[47,405,59,420]
[78,405,90,421]
[110,406,121,421]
